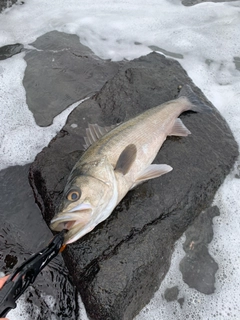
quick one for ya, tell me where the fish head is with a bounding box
[50,157,116,244]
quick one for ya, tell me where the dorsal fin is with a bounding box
[83,123,119,149]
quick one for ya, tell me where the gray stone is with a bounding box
[164,286,180,302]
[234,57,240,72]
[179,206,220,294]
[178,297,185,308]
[23,31,124,126]
[148,45,183,59]
[235,162,240,178]
[0,43,24,60]
[29,52,238,319]
[182,0,237,6]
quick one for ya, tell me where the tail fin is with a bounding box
[178,85,212,113]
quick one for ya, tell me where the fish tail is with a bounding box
[178,84,212,113]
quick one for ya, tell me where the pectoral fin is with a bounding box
[132,164,173,188]
[115,144,137,175]
[169,118,191,136]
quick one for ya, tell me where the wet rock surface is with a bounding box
[0,165,80,319]
[0,43,24,60]
[23,31,124,126]
[29,51,238,319]
[182,0,237,6]
[179,206,220,294]
[164,286,180,302]
[163,285,185,308]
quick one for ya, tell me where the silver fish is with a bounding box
[50,85,209,244]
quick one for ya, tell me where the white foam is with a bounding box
[78,293,89,320]
[7,292,61,320]
[7,294,30,320]
[0,0,239,319]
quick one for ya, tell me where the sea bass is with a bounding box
[50,85,208,244]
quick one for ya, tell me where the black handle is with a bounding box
[0,229,67,317]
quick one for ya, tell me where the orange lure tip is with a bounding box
[60,244,67,252]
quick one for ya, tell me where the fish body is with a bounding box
[50,85,208,244]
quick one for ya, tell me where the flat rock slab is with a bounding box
[29,52,238,319]
[23,31,124,126]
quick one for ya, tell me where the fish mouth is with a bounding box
[50,203,93,244]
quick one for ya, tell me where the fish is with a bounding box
[50,85,209,244]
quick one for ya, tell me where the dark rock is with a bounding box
[29,52,238,320]
[164,286,179,302]
[183,206,220,250]
[234,57,240,72]
[148,45,183,59]
[182,0,237,6]
[0,43,24,60]
[178,297,185,308]
[0,0,18,12]
[23,31,124,126]
[235,162,240,178]
[0,165,79,319]
[179,206,220,294]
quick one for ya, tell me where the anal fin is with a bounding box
[169,118,191,136]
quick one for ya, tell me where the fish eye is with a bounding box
[67,190,80,201]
